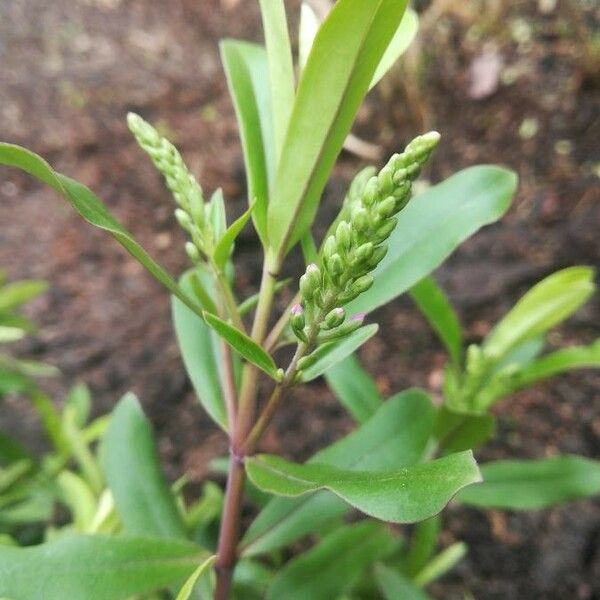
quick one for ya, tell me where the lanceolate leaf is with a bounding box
[325,353,383,423]
[267,0,410,260]
[267,522,395,600]
[213,203,254,271]
[506,340,600,392]
[175,555,216,600]
[258,0,295,160]
[457,455,600,510]
[410,276,463,367]
[220,41,274,245]
[0,143,204,321]
[246,450,480,525]
[483,267,595,360]
[0,535,206,600]
[349,166,518,315]
[300,324,379,382]
[242,390,435,557]
[203,312,279,379]
[370,8,419,89]
[172,272,228,430]
[0,280,47,312]
[102,394,187,539]
[375,564,432,600]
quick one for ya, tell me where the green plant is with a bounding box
[0,1,598,599]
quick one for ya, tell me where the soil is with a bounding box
[1,0,599,598]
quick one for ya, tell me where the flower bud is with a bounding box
[350,206,369,234]
[290,304,308,343]
[366,245,388,269]
[300,264,322,302]
[175,208,192,232]
[297,353,319,372]
[377,196,397,219]
[350,274,374,295]
[352,242,374,267]
[362,177,380,207]
[335,221,352,252]
[322,307,345,330]
[185,242,201,263]
[326,253,344,281]
[374,217,397,243]
[318,313,365,342]
[377,165,395,195]
[322,235,338,260]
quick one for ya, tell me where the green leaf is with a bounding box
[325,353,383,423]
[203,312,279,379]
[267,522,395,600]
[258,0,295,160]
[56,471,97,532]
[434,406,496,453]
[0,327,25,343]
[457,455,600,510]
[220,40,274,245]
[413,542,467,586]
[405,516,441,577]
[213,203,254,270]
[0,280,47,312]
[502,339,600,393]
[0,535,206,600]
[172,272,228,430]
[0,144,204,321]
[410,276,463,367]
[375,564,432,600]
[300,324,379,382]
[349,166,517,315]
[102,394,187,539]
[175,555,216,600]
[242,389,435,557]
[483,267,595,360]
[369,8,419,89]
[267,0,410,260]
[246,450,480,524]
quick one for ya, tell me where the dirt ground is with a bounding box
[0,0,599,598]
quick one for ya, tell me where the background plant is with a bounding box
[0,1,598,599]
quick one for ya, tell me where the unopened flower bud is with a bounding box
[362,177,379,207]
[377,165,395,194]
[327,253,344,281]
[377,196,397,219]
[375,217,397,243]
[322,307,345,330]
[366,245,388,269]
[175,208,192,232]
[290,304,306,331]
[318,313,365,342]
[350,274,374,295]
[350,207,370,234]
[185,242,201,263]
[300,264,322,302]
[335,221,352,252]
[322,235,337,260]
[352,242,374,268]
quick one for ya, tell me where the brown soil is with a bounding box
[1,1,599,598]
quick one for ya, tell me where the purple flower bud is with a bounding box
[351,313,367,323]
[291,303,304,316]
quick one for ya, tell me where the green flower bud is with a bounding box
[322,307,345,330]
[350,206,370,234]
[175,208,193,232]
[374,218,397,243]
[377,196,397,219]
[362,177,379,207]
[297,353,319,372]
[350,274,374,295]
[290,304,308,343]
[335,221,352,252]
[366,245,388,269]
[322,235,338,260]
[377,165,395,195]
[318,313,365,342]
[352,242,374,268]
[300,264,322,302]
[185,242,201,263]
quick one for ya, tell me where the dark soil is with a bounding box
[1,0,599,598]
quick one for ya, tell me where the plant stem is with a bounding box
[214,456,245,600]
[215,262,279,599]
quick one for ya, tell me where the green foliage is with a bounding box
[458,456,600,510]
[246,450,481,524]
[0,535,206,600]
[2,0,599,598]
[102,394,187,539]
